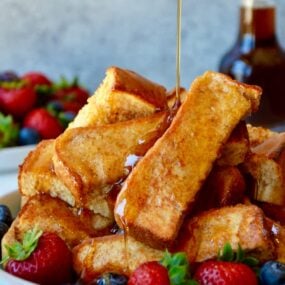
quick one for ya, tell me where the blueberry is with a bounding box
[96,273,128,285]
[19,127,41,145]
[0,205,12,226]
[0,221,9,238]
[47,100,64,115]
[0,71,19,82]
[260,261,285,285]
[0,221,9,258]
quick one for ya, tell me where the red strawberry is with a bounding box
[55,86,89,105]
[23,108,63,139]
[22,72,52,88]
[128,261,170,285]
[3,229,73,285]
[194,260,258,285]
[62,101,83,113]
[52,77,89,108]
[0,86,37,118]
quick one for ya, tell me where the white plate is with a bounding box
[0,190,37,284]
[0,145,35,197]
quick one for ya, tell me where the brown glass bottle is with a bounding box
[219,0,285,131]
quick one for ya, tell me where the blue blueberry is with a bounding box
[0,204,12,226]
[260,261,285,285]
[0,221,9,258]
[0,221,9,238]
[19,127,41,145]
[0,71,19,82]
[46,100,64,115]
[96,273,128,285]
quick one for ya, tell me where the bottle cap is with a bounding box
[242,0,275,8]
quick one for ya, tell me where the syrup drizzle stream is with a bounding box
[116,0,184,275]
[175,0,182,107]
[169,0,183,123]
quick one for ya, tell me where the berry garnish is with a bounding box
[46,100,64,116]
[96,273,128,285]
[0,204,13,226]
[194,243,259,285]
[128,251,197,285]
[23,108,63,139]
[22,72,52,88]
[128,261,170,285]
[18,127,41,145]
[52,76,89,111]
[0,112,19,148]
[194,260,258,285]
[0,222,9,258]
[260,261,285,285]
[2,228,73,285]
[0,84,37,118]
[0,71,19,82]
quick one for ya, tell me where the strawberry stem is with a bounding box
[0,113,19,148]
[217,242,259,267]
[160,251,198,285]
[1,228,43,264]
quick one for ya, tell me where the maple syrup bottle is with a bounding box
[219,0,285,131]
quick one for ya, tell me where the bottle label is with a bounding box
[242,0,275,8]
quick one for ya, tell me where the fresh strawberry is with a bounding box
[128,251,197,285]
[194,260,258,285]
[2,229,73,285]
[194,243,259,285]
[62,101,83,113]
[0,83,37,118]
[128,261,170,285]
[52,77,89,109]
[22,72,52,88]
[23,108,63,139]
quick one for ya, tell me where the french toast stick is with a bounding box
[247,124,276,148]
[69,66,168,129]
[243,153,285,206]
[72,235,164,282]
[173,204,276,263]
[217,121,250,166]
[18,140,74,205]
[53,111,168,208]
[114,71,262,248]
[1,194,98,259]
[192,165,246,214]
[243,132,285,205]
[19,140,114,226]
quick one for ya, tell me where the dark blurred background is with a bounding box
[0,0,284,92]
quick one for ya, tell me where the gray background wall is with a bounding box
[0,0,285,93]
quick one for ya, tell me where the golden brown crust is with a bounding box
[217,121,250,166]
[69,66,168,129]
[53,112,168,207]
[108,66,167,110]
[243,153,285,205]
[72,234,164,282]
[1,194,99,258]
[114,71,262,249]
[174,204,276,263]
[247,124,277,147]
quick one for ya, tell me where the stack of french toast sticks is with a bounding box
[3,66,285,282]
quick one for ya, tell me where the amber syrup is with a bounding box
[114,0,184,274]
